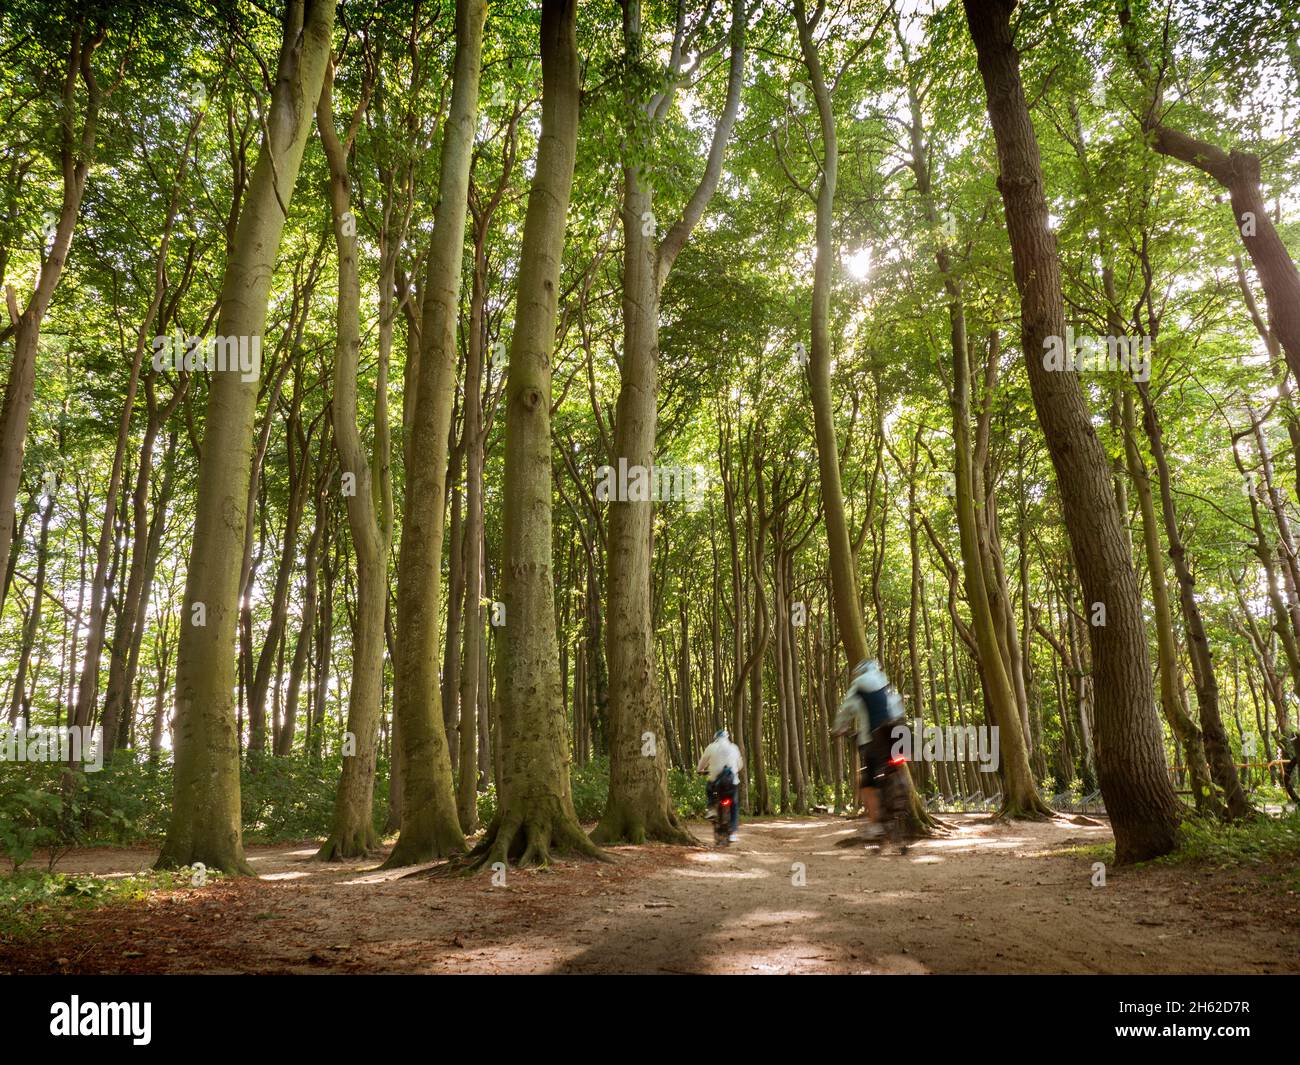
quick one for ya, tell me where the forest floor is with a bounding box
[2,813,1298,974]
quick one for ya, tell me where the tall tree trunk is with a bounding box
[1120,390,1217,814]
[383,0,487,868]
[248,378,311,742]
[596,0,746,845]
[1135,381,1250,819]
[0,23,103,611]
[470,0,603,868]
[72,114,201,738]
[157,0,337,875]
[456,217,491,834]
[317,57,392,859]
[964,0,1180,862]
[953,328,1050,816]
[793,0,873,680]
[8,481,56,725]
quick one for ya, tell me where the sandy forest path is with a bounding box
[3,814,1297,974]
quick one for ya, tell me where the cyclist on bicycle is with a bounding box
[832,659,905,838]
[698,728,743,842]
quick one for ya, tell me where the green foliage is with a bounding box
[0,867,201,944]
[668,765,708,818]
[0,752,398,866]
[568,758,610,822]
[0,763,135,870]
[240,751,390,843]
[1168,812,1300,871]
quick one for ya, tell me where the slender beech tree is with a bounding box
[157,0,337,875]
[595,0,747,846]
[72,112,203,741]
[470,0,604,868]
[792,0,870,673]
[898,38,1049,816]
[384,0,486,868]
[792,0,935,828]
[317,53,393,859]
[0,20,104,611]
[457,107,520,832]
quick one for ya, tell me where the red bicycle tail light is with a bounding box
[889,755,906,766]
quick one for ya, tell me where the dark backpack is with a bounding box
[856,684,893,732]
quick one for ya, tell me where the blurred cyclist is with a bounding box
[698,728,743,842]
[832,659,904,837]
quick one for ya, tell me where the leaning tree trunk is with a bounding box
[383,0,487,868]
[317,58,391,860]
[964,0,1181,862]
[469,0,605,869]
[1119,2,1300,387]
[157,0,337,876]
[794,0,934,828]
[0,24,102,612]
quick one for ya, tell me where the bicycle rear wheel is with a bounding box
[882,770,911,851]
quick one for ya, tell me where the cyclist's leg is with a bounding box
[864,784,882,821]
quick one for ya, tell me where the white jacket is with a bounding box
[697,737,743,782]
[834,662,893,745]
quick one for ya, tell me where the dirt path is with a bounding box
[3,815,1297,974]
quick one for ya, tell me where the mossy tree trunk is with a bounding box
[470,0,605,870]
[157,0,337,877]
[317,57,391,860]
[383,0,487,868]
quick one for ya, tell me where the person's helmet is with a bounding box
[714,728,729,742]
[853,659,879,677]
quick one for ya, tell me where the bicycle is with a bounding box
[870,754,912,856]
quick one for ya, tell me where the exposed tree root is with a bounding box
[155,843,257,878]
[906,790,946,836]
[996,797,1057,822]
[380,815,466,870]
[589,800,698,847]
[461,801,613,872]
[315,824,381,862]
